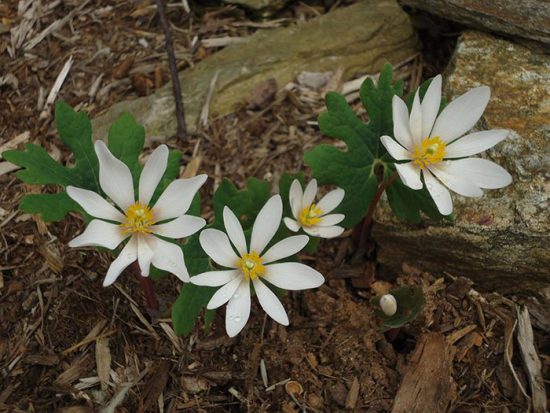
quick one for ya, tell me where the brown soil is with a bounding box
[1,1,548,412]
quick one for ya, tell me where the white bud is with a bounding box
[380,294,397,316]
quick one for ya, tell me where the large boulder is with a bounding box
[399,0,550,46]
[92,1,418,144]
[374,31,550,293]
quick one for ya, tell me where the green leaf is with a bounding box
[19,192,80,222]
[372,286,425,331]
[172,234,216,336]
[54,101,99,191]
[107,113,145,182]
[4,144,77,186]
[3,102,101,221]
[304,64,402,227]
[212,177,270,231]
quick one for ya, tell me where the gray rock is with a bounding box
[373,31,550,293]
[92,1,418,144]
[399,0,550,46]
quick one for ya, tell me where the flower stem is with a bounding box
[131,262,159,312]
[351,171,398,264]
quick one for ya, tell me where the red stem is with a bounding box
[131,262,159,312]
[352,172,398,263]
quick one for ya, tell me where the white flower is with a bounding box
[66,141,207,286]
[284,179,345,238]
[379,294,397,316]
[191,195,324,337]
[380,75,512,215]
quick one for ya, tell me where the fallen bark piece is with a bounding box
[392,333,455,413]
[516,306,547,413]
[92,0,417,144]
[399,0,550,46]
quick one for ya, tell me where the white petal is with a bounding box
[223,207,247,256]
[445,129,508,158]
[302,179,317,210]
[95,140,135,211]
[284,217,301,232]
[395,162,423,190]
[139,145,169,205]
[263,262,324,290]
[151,237,189,282]
[423,169,453,215]
[199,229,239,268]
[250,195,282,254]
[431,86,491,143]
[191,269,240,287]
[380,136,412,161]
[392,96,414,151]
[66,186,125,222]
[69,220,126,249]
[151,215,205,239]
[153,174,207,221]
[225,278,251,337]
[289,179,303,219]
[137,235,154,277]
[317,214,345,226]
[409,90,423,145]
[262,235,309,264]
[303,225,344,239]
[429,164,483,197]
[253,278,289,326]
[103,236,138,286]
[317,188,345,214]
[421,75,442,139]
[207,275,242,309]
[444,158,512,189]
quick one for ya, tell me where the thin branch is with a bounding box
[155,0,187,140]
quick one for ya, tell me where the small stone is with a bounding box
[328,382,348,407]
[308,393,324,409]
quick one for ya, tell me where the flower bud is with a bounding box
[380,294,397,316]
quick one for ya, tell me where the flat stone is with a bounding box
[373,31,550,293]
[399,0,550,46]
[92,1,417,144]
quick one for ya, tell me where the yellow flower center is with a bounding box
[298,204,323,227]
[413,136,447,169]
[236,251,265,281]
[120,202,156,235]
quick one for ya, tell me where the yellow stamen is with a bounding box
[298,204,323,227]
[236,251,265,281]
[120,202,156,235]
[413,136,446,169]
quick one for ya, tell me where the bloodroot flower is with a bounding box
[67,141,207,286]
[284,179,345,238]
[191,195,325,337]
[380,75,512,215]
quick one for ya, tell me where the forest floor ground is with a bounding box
[0,1,548,412]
